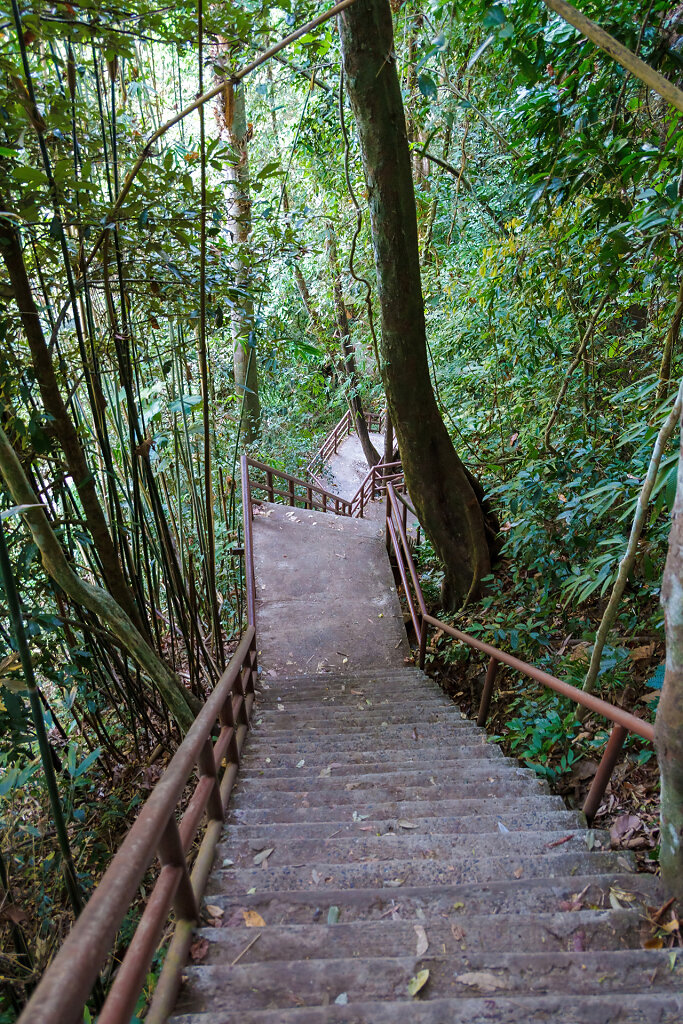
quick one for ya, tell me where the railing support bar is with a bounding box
[583,724,628,824]
[477,656,500,728]
[418,618,427,670]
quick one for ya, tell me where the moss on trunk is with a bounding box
[339,0,494,606]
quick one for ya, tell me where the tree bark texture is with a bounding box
[0,220,145,633]
[325,223,380,469]
[215,73,261,442]
[656,408,683,898]
[339,0,493,607]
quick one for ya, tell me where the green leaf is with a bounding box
[73,747,102,779]
[417,74,438,101]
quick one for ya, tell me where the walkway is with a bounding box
[170,479,681,1022]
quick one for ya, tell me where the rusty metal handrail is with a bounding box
[350,459,403,517]
[305,408,386,480]
[305,409,353,478]
[245,456,352,516]
[18,627,258,1024]
[384,482,654,824]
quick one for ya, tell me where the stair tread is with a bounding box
[208,850,635,894]
[175,948,682,1013]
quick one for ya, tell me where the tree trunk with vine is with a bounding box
[339,0,496,607]
[214,69,261,442]
[325,223,380,469]
[656,405,683,898]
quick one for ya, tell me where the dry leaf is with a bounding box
[398,819,419,830]
[628,643,655,662]
[610,814,642,846]
[0,904,28,926]
[456,970,507,991]
[242,909,266,927]
[414,924,429,956]
[451,924,465,941]
[253,847,274,866]
[513,867,523,878]
[206,904,224,919]
[407,968,429,996]
[189,938,209,962]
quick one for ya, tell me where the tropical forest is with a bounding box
[1,1,683,1022]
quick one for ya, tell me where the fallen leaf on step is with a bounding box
[407,968,429,996]
[253,847,274,866]
[383,878,404,887]
[242,909,266,927]
[189,938,209,962]
[414,924,429,956]
[456,971,507,991]
[296,759,305,768]
[319,767,332,778]
[334,993,348,1005]
[451,924,465,941]
[513,867,523,878]
[327,905,341,925]
[398,819,419,830]
[206,904,224,919]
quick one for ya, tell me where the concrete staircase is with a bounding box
[169,667,680,1023]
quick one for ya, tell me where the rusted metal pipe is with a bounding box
[422,615,653,743]
[583,724,628,824]
[477,656,500,728]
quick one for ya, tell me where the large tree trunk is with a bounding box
[214,69,261,442]
[325,223,380,469]
[339,0,494,607]
[656,409,683,898]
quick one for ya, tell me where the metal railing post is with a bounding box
[418,618,428,670]
[477,656,499,727]
[583,724,628,824]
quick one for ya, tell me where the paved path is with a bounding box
[324,431,384,501]
[251,501,408,676]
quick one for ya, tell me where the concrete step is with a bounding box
[172,992,683,1024]
[214,830,608,869]
[244,726,495,752]
[251,708,478,728]
[238,747,510,773]
[208,850,634,894]
[219,808,586,842]
[229,777,552,811]
[236,764,538,787]
[238,758,506,781]
[193,907,646,964]
[203,872,662,925]
[228,794,569,825]
[174,949,682,1015]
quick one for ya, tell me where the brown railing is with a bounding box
[305,409,353,481]
[384,482,654,825]
[18,627,258,1024]
[306,408,386,483]
[351,460,404,517]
